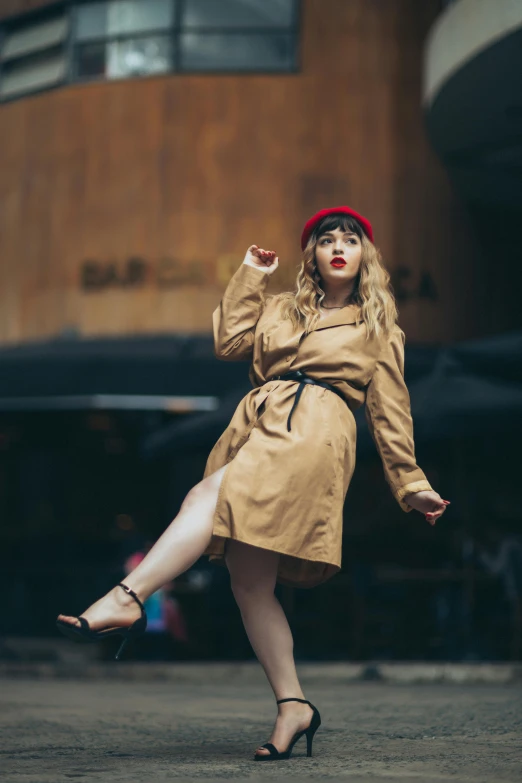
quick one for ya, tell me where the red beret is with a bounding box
[300,206,374,250]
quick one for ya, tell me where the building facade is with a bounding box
[0,0,487,347]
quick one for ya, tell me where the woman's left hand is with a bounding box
[403,490,450,525]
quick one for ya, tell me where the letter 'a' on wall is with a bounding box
[0,0,300,101]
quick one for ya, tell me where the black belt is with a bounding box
[269,370,346,432]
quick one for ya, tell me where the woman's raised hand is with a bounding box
[243,245,279,276]
[403,489,451,525]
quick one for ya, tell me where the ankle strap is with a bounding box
[118,583,145,613]
[276,697,310,705]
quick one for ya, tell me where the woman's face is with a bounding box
[314,226,362,289]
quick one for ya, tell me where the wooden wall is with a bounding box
[0,0,485,346]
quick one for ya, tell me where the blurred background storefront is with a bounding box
[0,0,521,663]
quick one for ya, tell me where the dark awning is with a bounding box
[1,331,521,459]
[0,333,246,413]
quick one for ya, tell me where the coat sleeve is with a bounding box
[212,262,272,361]
[364,324,433,512]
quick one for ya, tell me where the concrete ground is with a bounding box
[1,672,521,783]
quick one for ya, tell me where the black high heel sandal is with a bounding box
[55,583,147,661]
[254,697,322,761]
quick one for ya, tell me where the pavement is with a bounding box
[1,665,521,782]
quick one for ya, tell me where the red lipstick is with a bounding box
[330,257,346,268]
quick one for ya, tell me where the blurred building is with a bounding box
[0,0,521,661]
[1,0,513,348]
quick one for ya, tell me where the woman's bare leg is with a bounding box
[225,540,314,757]
[57,464,228,631]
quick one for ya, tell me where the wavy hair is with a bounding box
[276,214,398,340]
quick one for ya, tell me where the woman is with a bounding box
[57,206,450,761]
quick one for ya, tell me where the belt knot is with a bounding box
[268,370,345,432]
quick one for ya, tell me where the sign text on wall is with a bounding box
[80,257,437,301]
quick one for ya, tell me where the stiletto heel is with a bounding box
[56,583,147,661]
[254,697,321,761]
[115,636,130,661]
[306,726,314,757]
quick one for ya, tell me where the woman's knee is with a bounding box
[226,541,278,602]
[181,465,227,510]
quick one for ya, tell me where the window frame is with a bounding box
[0,0,301,103]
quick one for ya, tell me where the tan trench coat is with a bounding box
[202,262,433,589]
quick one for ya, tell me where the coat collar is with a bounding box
[310,303,362,331]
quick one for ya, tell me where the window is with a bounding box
[181,0,295,29]
[3,16,68,59]
[0,9,69,100]
[1,53,67,99]
[180,0,297,71]
[180,32,294,72]
[76,0,176,40]
[74,0,176,79]
[76,35,172,78]
[0,0,299,101]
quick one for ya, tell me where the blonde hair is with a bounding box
[276,214,398,340]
